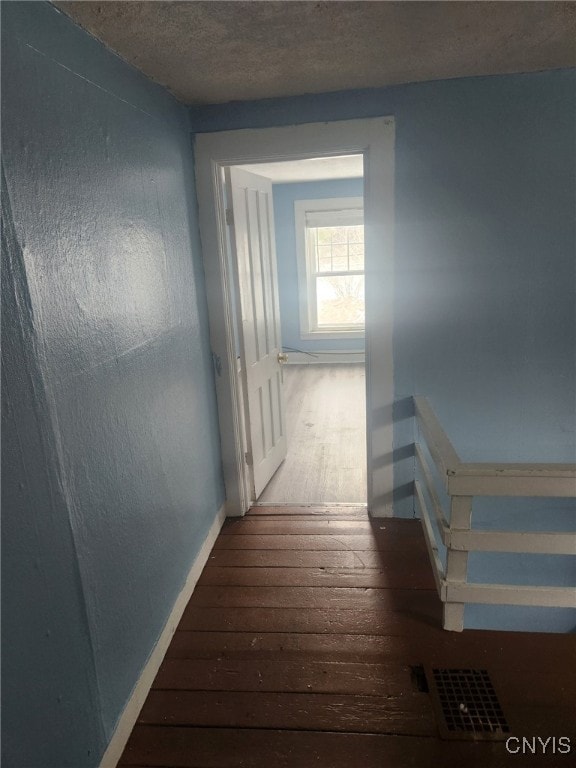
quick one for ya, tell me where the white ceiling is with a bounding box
[237,155,364,184]
[53,2,576,106]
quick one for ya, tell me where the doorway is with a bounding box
[195,117,395,517]
[229,156,367,505]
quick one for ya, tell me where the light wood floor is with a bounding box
[258,364,367,504]
[120,506,576,768]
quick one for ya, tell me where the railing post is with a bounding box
[443,495,473,632]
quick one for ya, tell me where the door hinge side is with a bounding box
[245,451,252,466]
[225,207,234,226]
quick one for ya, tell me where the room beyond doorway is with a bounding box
[258,363,367,504]
[195,117,395,516]
[230,153,368,508]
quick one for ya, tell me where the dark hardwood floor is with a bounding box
[119,506,576,767]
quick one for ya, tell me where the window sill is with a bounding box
[300,329,365,340]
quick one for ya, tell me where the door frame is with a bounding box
[195,117,395,517]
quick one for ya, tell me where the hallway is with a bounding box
[119,506,575,767]
[3,4,575,766]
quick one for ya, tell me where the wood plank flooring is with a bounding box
[120,506,576,768]
[258,364,366,504]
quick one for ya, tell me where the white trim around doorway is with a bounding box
[195,117,395,517]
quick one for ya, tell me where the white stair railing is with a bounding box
[413,396,576,632]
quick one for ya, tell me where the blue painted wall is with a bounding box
[273,179,364,354]
[190,70,576,632]
[1,3,224,766]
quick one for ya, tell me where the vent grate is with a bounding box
[427,667,510,741]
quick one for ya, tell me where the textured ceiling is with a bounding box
[54,1,576,105]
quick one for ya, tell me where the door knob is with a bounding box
[277,352,288,364]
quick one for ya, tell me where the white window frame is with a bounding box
[295,197,365,339]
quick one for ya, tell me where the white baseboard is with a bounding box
[284,351,365,364]
[99,504,227,768]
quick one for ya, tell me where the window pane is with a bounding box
[331,243,347,259]
[349,243,364,269]
[310,226,365,274]
[330,226,347,244]
[316,245,332,272]
[348,225,364,243]
[332,256,348,271]
[317,227,332,245]
[316,275,365,327]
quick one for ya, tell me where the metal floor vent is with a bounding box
[427,667,510,741]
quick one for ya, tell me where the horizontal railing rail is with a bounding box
[413,396,576,631]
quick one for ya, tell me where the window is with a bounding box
[295,197,364,338]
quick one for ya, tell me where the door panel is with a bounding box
[228,167,287,498]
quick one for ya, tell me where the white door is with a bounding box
[227,167,287,498]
